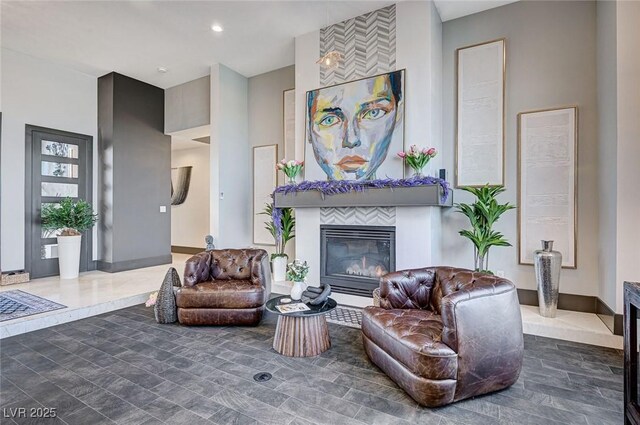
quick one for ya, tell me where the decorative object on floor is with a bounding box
[205,235,215,251]
[286,260,309,301]
[275,175,450,203]
[266,295,337,357]
[372,287,381,307]
[0,290,66,322]
[326,305,362,329]
[41,197,98,279]
[154,267,182,324]
[261,203,295,281]
[170,166,192,205]
[518,106,577,268]
[302,283,331,305]
[534,240,562,318]
[253,144,278,245]
[176,249,270,326]
[624,281,640,425]
[362,267,523,407]
[276,159,304,185]
[456,38,505,187]
[145,292,157,307]
[455,185,514,272]
[1,270,30,286]
[305,69,405,181]
[397,145,437,178]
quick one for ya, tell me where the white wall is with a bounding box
[1,48,98,271]
[171,145,210,248]
[209,63,251,249]
[442,1,599,297]
[614,0,640,311]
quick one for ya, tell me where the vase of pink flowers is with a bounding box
[397,145,437,178]
[277,159,304,185]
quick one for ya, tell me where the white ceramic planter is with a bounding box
[290,281,305,301]
[272,256,287,282]
[57,235,82,279]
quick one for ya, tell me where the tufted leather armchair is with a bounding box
[176,249,271,326]
[362,267,523,407]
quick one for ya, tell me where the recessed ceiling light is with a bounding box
[211,24,224,32]
[157,67,168,73]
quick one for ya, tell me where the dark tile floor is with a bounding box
[0,305,623,425]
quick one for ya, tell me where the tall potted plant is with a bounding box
[41,197,98,279]
[455,185,514,273]
[261,203,295,281]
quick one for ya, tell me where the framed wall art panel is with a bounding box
[518,106,577,268]
[455,39,505,187]
[253,144,278,245]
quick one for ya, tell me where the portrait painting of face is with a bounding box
[305,70,404,181]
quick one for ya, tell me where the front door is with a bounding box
[26,125,93,278]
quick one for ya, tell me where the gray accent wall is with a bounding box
[98,73,172,272]
[165,75,210,134]
[442,1,599,297]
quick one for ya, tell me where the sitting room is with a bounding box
[1,0,639,424]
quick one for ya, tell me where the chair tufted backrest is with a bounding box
[430,267,493,314]
[379,268,437,310]
[183,249,269,287]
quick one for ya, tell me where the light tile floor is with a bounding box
[1,256,623,349]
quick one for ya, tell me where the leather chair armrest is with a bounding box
[183,252,211,287]
[251,250,271,301]
[379,268,436,310]
[439,277,523,400]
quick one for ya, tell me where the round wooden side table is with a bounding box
[266,295,337,357]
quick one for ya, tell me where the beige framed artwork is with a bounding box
[518,106,578,268]
[455,38,506,187]
[252,144,278,245]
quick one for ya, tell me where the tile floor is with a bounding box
[0,304,623,425]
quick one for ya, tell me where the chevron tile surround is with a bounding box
[320,207,396,226]
[320,4,396,86]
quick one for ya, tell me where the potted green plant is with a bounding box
[455,185,514,273]
[41,197,98,279]
[260,203,295,281]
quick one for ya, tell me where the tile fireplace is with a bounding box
[320,225,395,297]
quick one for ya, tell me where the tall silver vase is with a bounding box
[534,240,562,318]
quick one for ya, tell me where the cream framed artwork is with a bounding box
[252,144,278,245]
[455,39,505,187]
[518,106,578,268]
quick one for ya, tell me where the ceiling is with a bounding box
[2,1,517,89]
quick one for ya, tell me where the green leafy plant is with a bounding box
[286,260,309,282]
[41,197,98,236]
[455,185,515,273]
[260,203,295,260]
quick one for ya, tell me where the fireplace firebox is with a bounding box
[320,225,395,297]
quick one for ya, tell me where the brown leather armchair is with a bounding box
[176,249,271,326]
[362,267,523,407]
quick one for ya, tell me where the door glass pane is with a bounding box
[41,182,78,198]
[41,228,62,239]
[42,161,79,178]
[41,244,58,259]
[41,140,79,159]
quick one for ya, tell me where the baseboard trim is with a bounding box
[517,289,622,336]
[171,246,203,255]
[97,255,172,273]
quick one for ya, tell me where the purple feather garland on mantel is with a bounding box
[274,176,450,203]
[270,176,450,238]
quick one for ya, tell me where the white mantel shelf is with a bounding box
[274,185,452,208]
